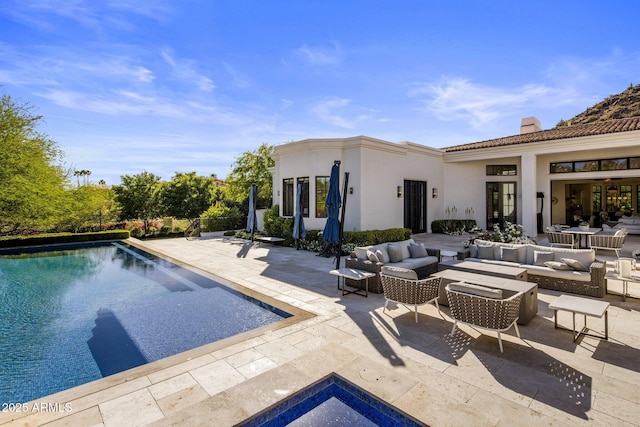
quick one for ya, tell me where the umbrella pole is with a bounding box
[336,172,349,270]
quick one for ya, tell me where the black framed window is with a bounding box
[551,156,637,173]
[315,176,329,218]
[297,177,309,217]
[486,165,517,176]
[592,185,602,213]
[282,178,294,216]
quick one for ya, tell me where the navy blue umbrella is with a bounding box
[293,181,306,249]
[246,184,258,240]
[323,163,341,245]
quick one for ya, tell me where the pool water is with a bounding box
[0,242,290,404]
[241,374,424,426]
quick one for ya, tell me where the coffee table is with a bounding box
[330,268,375,297]
[432,269,538,325]
[549,294,609,341]
[439,259,528,281]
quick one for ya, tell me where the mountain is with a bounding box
[555,83,640,127]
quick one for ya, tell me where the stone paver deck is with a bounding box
[2,234,640,426]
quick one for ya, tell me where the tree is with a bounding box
[0,94,69,234]
[224,143,274,207]
[112,171,161,233]
[155,172,219,219]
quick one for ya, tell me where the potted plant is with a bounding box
[578,220,589,231]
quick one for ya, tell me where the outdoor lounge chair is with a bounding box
[380,266,441,323]
[588,229,626,257]
[545,226,577,249]
[445,282,523,353]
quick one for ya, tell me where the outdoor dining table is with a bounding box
[561,227,601,249]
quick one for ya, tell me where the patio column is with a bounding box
[521,153,537,236]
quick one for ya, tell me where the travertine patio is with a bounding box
[1,233,639,426]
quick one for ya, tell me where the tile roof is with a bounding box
[443,116,640,152]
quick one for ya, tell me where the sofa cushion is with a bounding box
[447,281,503,299]
[560,258,589,272]
[381,265,418,280]
[397,256,438,270]
[544,261,572,270]
[477,245,494,260]
[387,244,404,263]
[501,247,521,263]
[409,243,428,258]
[525,265,591,281]
[366,250,379,262]
[534,250,554,266]
[525,245,594,267]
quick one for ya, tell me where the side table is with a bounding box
[330,268,375,297]
[549,294,609,342]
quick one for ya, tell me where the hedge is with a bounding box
[431,219,477,234]
[0,230,131,248]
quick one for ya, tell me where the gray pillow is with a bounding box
[375,247,390,263]
[381,266,418,280]
[561,258,589,272]
[387,244,404,263]
[500,247,519,263]
[534,251,554,266]
[447,281,503,299]
[544,261,572,270]
[366,250,379,262]
[477,245,494,260]
[408,243,428,258]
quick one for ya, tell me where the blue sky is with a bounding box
[1,1,639,185]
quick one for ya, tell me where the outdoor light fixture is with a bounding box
[432,188,438,198]
[349,187,354,194]
[397,186,402,198]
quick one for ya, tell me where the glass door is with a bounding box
[486,182,517,229]
[404,180,427,233]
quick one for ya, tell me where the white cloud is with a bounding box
[161,50,215,92]
[310,97,373,129]
[409,77,550,127]
[293,43,342,66]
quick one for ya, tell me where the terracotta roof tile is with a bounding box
[443,117,640,152]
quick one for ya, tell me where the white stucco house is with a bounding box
[271,116,640,236]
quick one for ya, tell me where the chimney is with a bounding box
[520,117,542,134]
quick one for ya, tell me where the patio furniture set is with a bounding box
[334,234,635,352]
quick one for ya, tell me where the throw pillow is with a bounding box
[381,266,418,280]
[408,243,428,258]
[387,244,404,263]
[560,258,589,272]
[366,250,379,262]
[500,247,520,263]
[534,251,554,266]
[544,261,572,270]
[447,281,503,299]
[375,248,390,263]
[477,245,494,260]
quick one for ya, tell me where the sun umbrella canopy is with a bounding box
[246,184,258,235]
[322,163,341,244]
[293,181,306,247]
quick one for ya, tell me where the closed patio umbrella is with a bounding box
[293,181,306,250]
[246,184,258,241]
[322,161,342,267]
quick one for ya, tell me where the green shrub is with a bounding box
[0,230,130,248]
[431,219,477,234]
[201,204,244,231]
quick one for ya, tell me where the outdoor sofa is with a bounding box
[345,239,440,293]
[457,239,606,297]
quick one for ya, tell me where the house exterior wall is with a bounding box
[272,127,640,237]
[272,136,444,233]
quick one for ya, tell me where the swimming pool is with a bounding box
[0,242,292,404]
